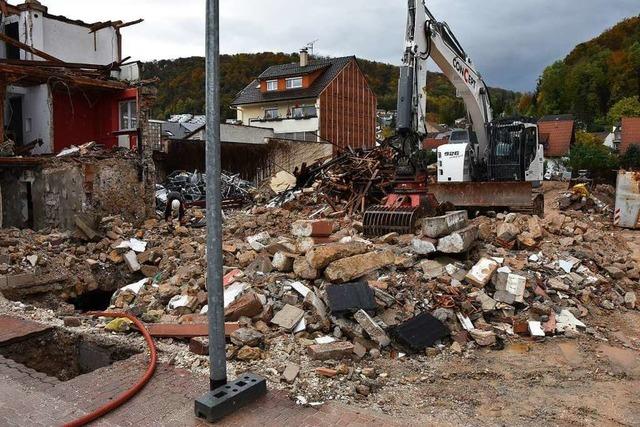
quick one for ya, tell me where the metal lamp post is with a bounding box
[195,0,267,422]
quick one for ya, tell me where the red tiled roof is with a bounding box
[423,137,449,150]
[537,119,575,157]
[621,117,640,154]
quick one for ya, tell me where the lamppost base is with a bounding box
[195,372,267,423]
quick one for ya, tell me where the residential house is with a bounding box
[0,0,148,155]
[620,117,640,154]
[231,52,377,153]
[537,115,576,157]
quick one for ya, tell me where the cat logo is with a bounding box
[444,151,460,156]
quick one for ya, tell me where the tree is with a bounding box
[568,131,619,179]
[607,96,640,125]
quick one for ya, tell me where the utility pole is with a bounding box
[195,0,266,422]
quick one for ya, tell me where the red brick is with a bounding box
[224,292,263,321]
[307,341,354,360]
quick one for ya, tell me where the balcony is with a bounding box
[249,114,319,136]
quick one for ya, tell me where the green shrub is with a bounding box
[568,131,619,180]
[620,144,640,170]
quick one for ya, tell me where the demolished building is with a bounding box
[0,0,156,230]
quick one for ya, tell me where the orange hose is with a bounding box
[62,312,158,427]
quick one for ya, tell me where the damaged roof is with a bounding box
[231,56,354,106]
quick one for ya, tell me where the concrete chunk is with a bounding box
[411,237,437,256]
[307,341,354,360]
[305,242,369,270]
[422,210,468,238]
[293,257,319,280]
[272,251,295,272]
[324,251,395,283]
[354,310,390,347]
[123,251,141,272]
[282,363,300,383]
[465,258,499,287]
[437,225,478,254]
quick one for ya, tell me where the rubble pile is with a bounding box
[556,183,614,214]
[1,196,638,402]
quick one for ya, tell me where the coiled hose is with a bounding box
[62,312,157,427]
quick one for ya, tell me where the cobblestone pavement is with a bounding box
[0,354,432,426]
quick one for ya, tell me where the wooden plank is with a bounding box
[144,322,240,338]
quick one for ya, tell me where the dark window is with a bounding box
[5,22,20,60]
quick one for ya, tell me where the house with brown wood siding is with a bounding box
[621,117,640,154]
[231,52,377,154]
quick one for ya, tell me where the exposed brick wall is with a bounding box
[319,60,377,154]
[621,117,640,154]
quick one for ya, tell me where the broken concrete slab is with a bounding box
[389,312,449,352]
[324,251,395,283]
[494,273,526,304]
[307,341,354,360]
[326,281,376,314]
[437,225,478,254]
[305,242,369,270]
[420,259,446,279]
[354,310,390,347]
[465,258,499,287]
[271,304,305,332]
[422,210,468,238]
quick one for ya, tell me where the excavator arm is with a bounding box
[398,0,493,155]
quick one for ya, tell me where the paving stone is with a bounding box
[271,304,305,332]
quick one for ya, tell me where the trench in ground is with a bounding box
[0,327,140,381]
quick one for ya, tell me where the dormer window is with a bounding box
[266,80,278,91]
[286,77,303,89]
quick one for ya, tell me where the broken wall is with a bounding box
[0,156,154,232]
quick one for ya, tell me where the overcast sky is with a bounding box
[43,0,639,91]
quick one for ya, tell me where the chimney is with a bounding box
[300,48,309,67]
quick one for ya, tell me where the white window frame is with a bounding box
[264,108,279,120]
[266,80,278,91]
[119,99,137,131]
[285,77,303,89]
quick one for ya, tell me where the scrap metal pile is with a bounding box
[156,170,255,213]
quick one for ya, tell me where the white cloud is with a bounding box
[41,0,639,91]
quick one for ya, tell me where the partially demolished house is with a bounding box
[0,1,156,230]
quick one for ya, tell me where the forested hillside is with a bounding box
[143,53,521,125]
[531,16,640,130]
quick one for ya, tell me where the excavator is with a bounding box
[363,0,545,236]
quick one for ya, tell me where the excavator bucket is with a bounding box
[363,206,421,237]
